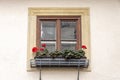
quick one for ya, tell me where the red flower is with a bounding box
[42,43,46,48]
[40,48,44,51]
[32,47,38,53]
[82,45,87,49]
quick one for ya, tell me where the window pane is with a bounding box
[61,42,76,50]
[41,41,56,52]
[41,21,56,40]
[61,21,76,40]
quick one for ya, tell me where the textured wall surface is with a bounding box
[0,0,120,80]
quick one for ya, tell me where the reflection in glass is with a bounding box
[61,21,76,40]
[41,41,56,52]
[41,21,56,40]
[61,42,76,51]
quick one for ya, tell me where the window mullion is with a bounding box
[56,19,61,50]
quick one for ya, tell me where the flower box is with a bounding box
[30,44,89,68]
[30,57,89,68]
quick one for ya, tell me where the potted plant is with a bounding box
[30,44,89,68]
[32,44,87,59]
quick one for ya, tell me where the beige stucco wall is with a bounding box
[0,0,120,80]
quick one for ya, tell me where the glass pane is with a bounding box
[41,41,56,52]
[61,21,76,40]
[41,21,56,40]
[61,42,76,51]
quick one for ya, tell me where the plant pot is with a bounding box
[30,57,89,68]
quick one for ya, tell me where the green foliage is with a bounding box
[36,48,49,57]
[49,50,62,58]
[35,49,86,59]
[61,50,86,59]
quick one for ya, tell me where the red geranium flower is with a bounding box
[32,47,38,53]
[82,45,87,49]
[40,48,44,51]
[42,43,46,48]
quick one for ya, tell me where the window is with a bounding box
[36,16,82,52]
[27,8,90,71]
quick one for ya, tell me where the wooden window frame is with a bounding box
[36,16,81,50]
[27,8,91,72]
